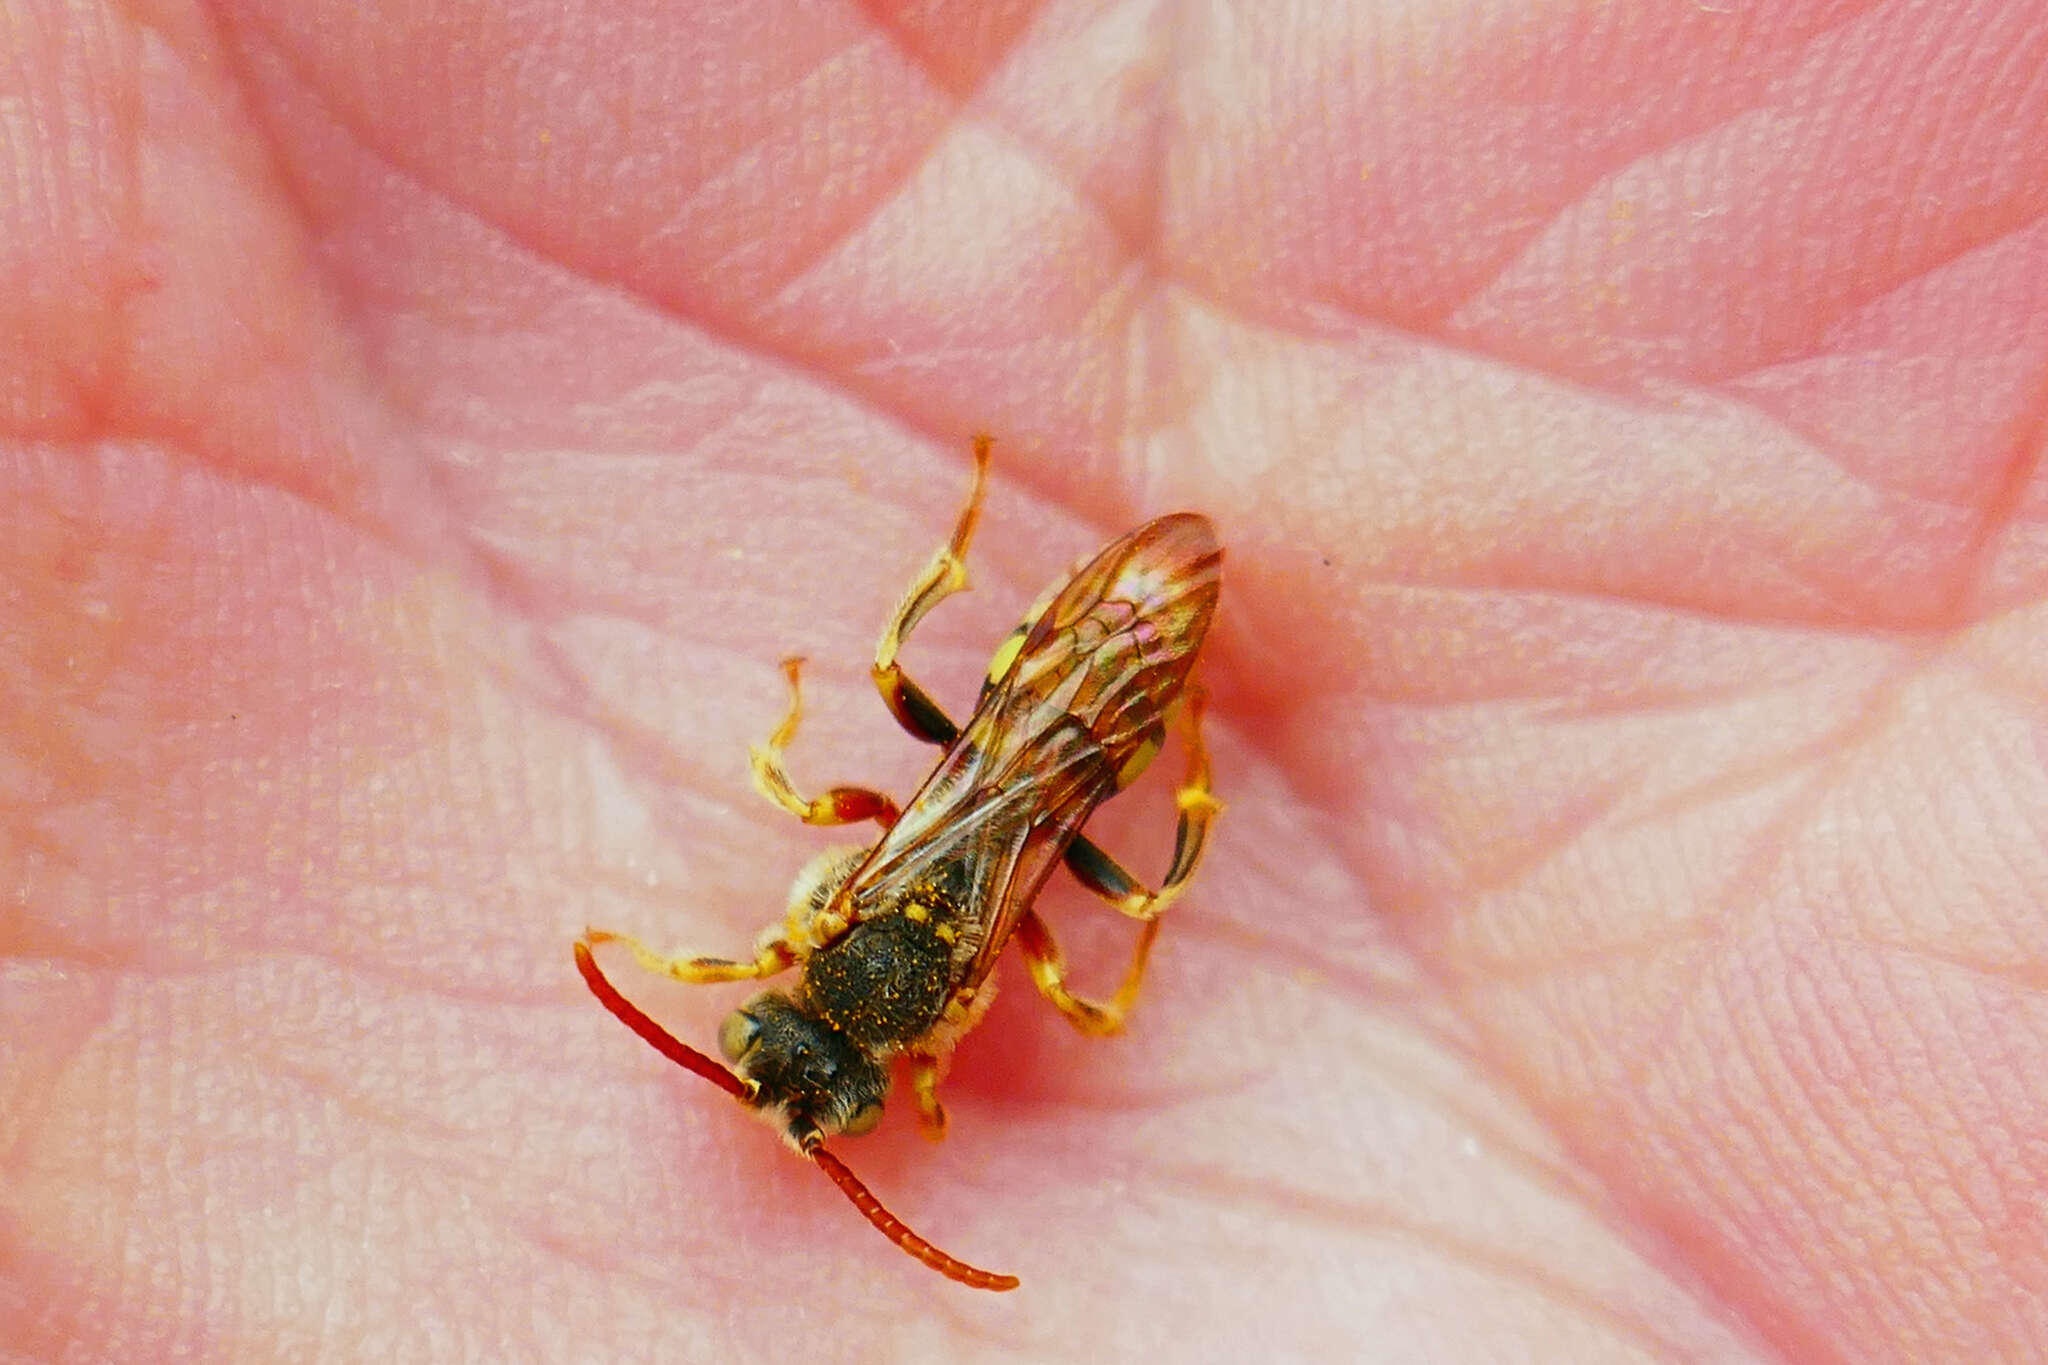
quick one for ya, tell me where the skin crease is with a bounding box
[3,0,2047,1360]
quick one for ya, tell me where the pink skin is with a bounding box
[4,2,2046,1361]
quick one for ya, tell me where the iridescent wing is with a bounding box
[839,513,1222,991]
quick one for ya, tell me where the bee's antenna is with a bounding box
[573,939,752,1102]
[806,1142,1019,1291]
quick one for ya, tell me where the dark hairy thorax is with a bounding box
[801,891,964,1052]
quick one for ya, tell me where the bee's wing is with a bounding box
[847,698,1117,991]
[980,512,1220,776]
[844,513,1220,991]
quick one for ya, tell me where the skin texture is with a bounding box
[3,1,2046,1361]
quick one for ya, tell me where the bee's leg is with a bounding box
[907,1052,950,1141]
[901,986,992,1135]
[750,658,902,828]
[870,435,992,748]
[579,928,796,984]
[1015,908,1162,1037]
[1063,687,1221,922]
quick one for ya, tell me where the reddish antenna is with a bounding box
[808,1144,1018,1291]
[574,940,751,1100]
[573,940,1020,1292]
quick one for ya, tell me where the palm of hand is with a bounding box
[5,4,2045,1362]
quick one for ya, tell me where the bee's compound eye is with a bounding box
[718,1010,760,1063]
[840,1099,884,1136]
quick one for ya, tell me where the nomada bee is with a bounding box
[575,437,1222,1291]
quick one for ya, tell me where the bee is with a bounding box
[574,436,1221,1291]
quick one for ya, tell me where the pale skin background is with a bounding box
[3,1,2047,1362]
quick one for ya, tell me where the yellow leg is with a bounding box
[749,658,901,827]
[580,928,796,984]
[1015,909,1163,1037]
[909,1053,949,1141]
[1063,687,1221,922]
[872,436,993,745]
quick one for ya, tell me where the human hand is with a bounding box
[5,3,2044,1361]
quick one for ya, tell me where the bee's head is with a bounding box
[718,991,887,1148]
